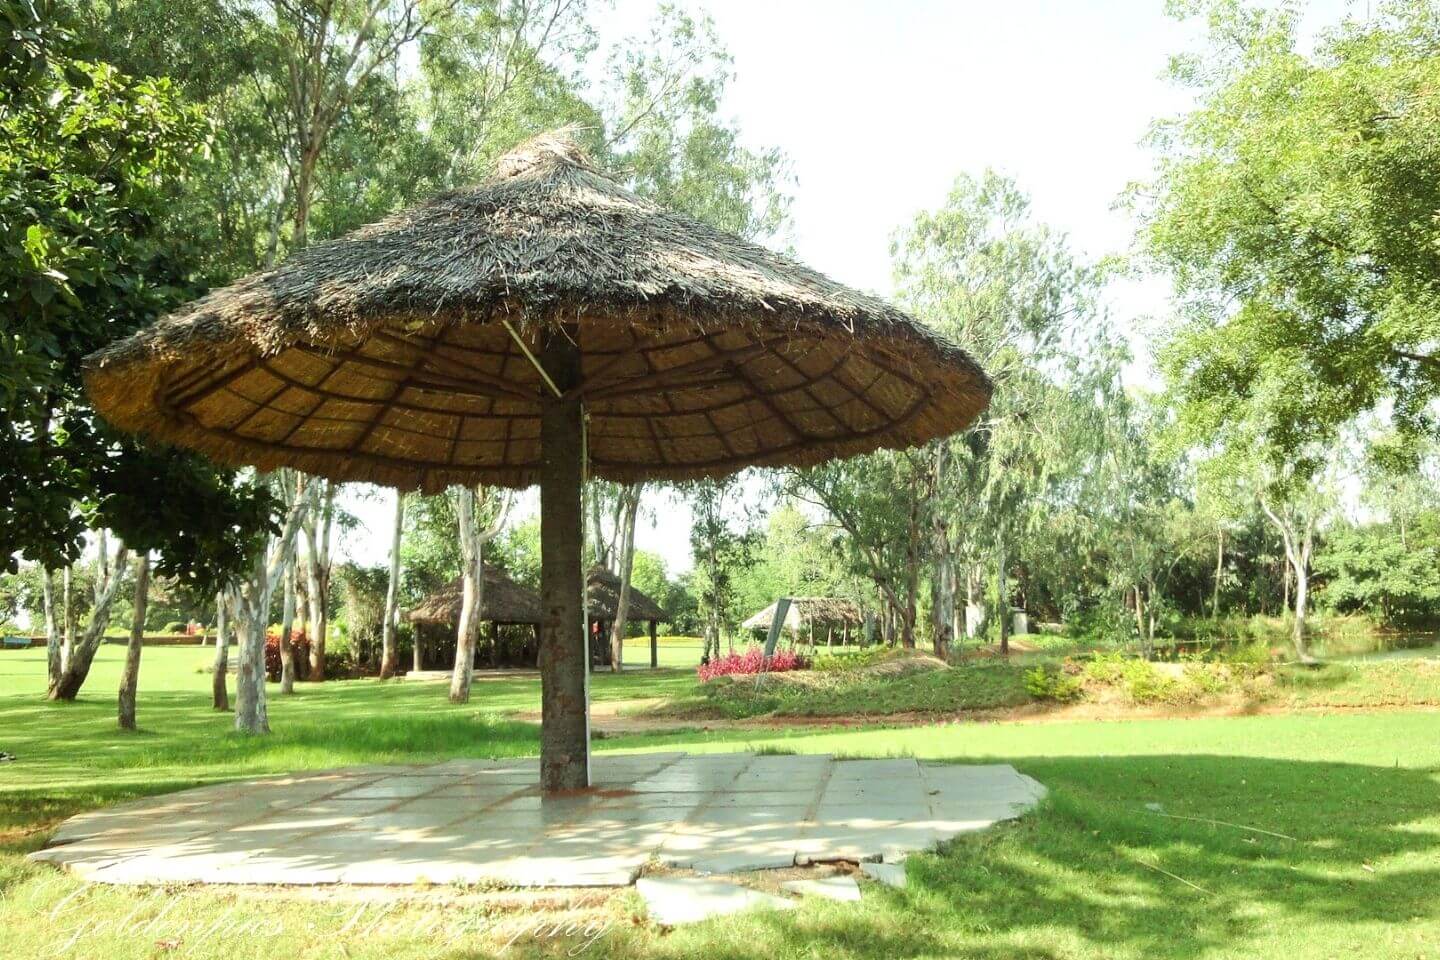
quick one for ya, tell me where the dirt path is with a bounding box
[515,696,1440,736]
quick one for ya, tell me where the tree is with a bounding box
[892,170,1111,654]
[3,2,276,703]
[379,490,405,679]
[302,479,336,680]
[607,483,642,671]
[1141,1,1440,499]
[450,484,511,703]
[686,478,755,661]
[116,553,150,730]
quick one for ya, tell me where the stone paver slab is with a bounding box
[637,876,796,926]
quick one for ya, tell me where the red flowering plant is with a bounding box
[696,646,809,682]
[264,630,310,682]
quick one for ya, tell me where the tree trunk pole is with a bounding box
[379,491,405,679]
[212,592,230,711]
[649,620,658,669]
[538,327,588,793]
[118,554,150,730]
[279,556,297,694]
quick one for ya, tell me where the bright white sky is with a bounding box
[335,0,1355,576]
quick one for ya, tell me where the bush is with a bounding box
[812,647,892,672]
[1023,665,1084,702]
[697,646,809,682]
[264,630,310,682]
[161,621,186,634]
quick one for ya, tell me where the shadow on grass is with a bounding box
[521,753,1440,960]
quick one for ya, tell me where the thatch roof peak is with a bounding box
[491,128,596,180]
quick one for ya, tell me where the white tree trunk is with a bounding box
[212,591,230,711]
[608,485,642,672]
[380,491,405,679]
[303,479,335,681]
[42,568,60,691]
[117,553,150,730]
[450,485,510,703]
[279,555,297,694]
[48,536,131,700]
[234,482,308,733]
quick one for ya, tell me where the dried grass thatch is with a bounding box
[586,566,668,623]
[405,567,542,626]
[741,597,864,632]
[85,130,991,491]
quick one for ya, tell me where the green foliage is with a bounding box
[160,621,186,634]
[811,646,894,673]
[1316,519,1440,625]
[0,0,274,584]
[1023,665,1083,702]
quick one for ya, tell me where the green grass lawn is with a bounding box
[2,646,1438,959]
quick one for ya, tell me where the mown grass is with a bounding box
[3,646,1440,959]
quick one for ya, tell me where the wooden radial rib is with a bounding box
[131,313,964,493]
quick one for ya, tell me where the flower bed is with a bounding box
[697,645,809,682]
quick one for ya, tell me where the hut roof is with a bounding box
[84,130,990,492]
[405,566,542,625]
[741,597,864,632]
[585,566,668,623]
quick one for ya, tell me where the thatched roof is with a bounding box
[741,597,864,632]
[405,566,542,625]
[84,130,991,492]
[586,566,668,623]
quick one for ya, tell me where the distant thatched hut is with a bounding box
[406,567,543,670]
[586,566,670,668]
[742,597,864,648]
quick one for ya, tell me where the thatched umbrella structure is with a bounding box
[585,566,668,668]
[742,597,864,646]
[407,567,545,670]
[84,130,991,792]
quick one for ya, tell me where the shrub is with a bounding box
[161,621,186,634]
[264,630,310,682]
[697,646,809,682]
[1023,666,1084,702]
[812,647,891,672]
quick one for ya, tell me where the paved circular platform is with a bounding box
[31,753,1045,887]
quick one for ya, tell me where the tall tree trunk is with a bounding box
[1212,525,1225,619]
[451,486,481,704]
[1293,521,1315,663]
[304,479,335,682]
[117,553,150,730]
[379,491,405,679]
[48,538,131,701]
[279,556,297,694]
[997,539,1010,656]
[609,485,641,672]
[234,491,307,733]
[965,564,985,639]
[42,568,60,692]
[538,328,588,793]
[212,591,230,711]
[60,565,74,675]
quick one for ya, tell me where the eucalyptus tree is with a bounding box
[451,484,511,703]
[301,479,337,680]
[379,490,406,679]
[892,171,1110,653]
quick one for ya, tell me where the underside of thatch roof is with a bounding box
[405,566,542,625]
[84,130,991,492]
[586,566,668,623]
[741,597,864,631]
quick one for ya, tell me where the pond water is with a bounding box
[1315,631,1440,663]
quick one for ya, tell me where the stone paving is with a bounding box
[31,752,1045,888]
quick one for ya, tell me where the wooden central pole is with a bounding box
[538,325,588,792]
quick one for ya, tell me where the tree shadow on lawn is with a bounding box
[576,754,1440,960]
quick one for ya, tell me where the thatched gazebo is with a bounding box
[585,566,669,669]
[742,597,864,647]
[84,130,991,791]
[406,567,544,670]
